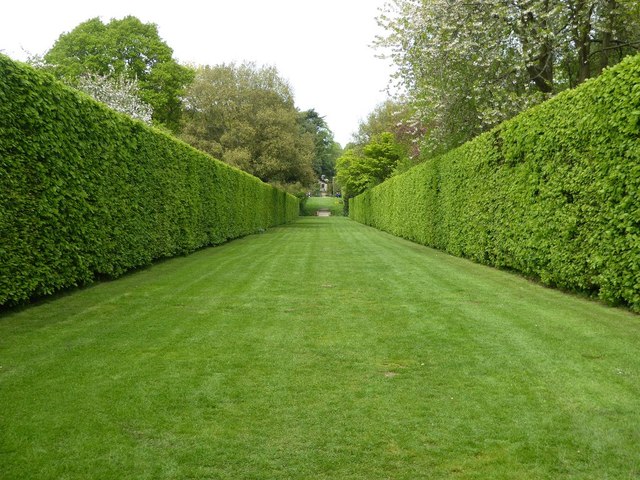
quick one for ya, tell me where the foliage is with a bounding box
[335,132,408,200]
[3,216,640,479]
[300,196,344,216]
[43,16,194,132]
[180,63,316,188]
[298,109,342,178]
[351,99,425,167]
[0,55,298,306]
[376,0,640,156]
[76,72,153,123]
[351,54,640,311]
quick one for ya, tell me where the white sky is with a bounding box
[0,0,396,146]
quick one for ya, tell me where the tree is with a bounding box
[352,99,426,172]
[335,132,407,200]
[44,16,194,132]
[76,73,153,124]
[335,148,369,199]
[180,63,316,189]
[299,109,342,179]
[376,0,640,155]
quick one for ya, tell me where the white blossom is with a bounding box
[76,73,153,124]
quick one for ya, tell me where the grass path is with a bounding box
[1,217,639,479]
[301,196,344,216]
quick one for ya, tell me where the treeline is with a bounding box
[0,55,298,307]
[34,16,340,194]
[350,54,640,312]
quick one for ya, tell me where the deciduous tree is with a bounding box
[352,99,426,172]
[299,109,342,179]
[336,132,407,200]
[181,63,316,189]
[44,16,194,132]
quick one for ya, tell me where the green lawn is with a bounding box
[1,217,639,479]
[301,196,344,216]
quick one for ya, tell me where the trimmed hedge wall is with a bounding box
[0,55,298,306]
[351,54,640,311]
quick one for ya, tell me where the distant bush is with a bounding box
[0,55,298,306]
[351,54,640,312]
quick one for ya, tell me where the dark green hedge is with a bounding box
[0,55,298,306]
[351,54,640,311]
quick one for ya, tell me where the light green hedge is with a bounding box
[0,55,298,306]
[351,54,640,311]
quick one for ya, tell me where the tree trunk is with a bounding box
[525,44,554,93]
[519,0,554,93]
[574,1,595,85]
[577,31,591,84]
[595,0,617,76]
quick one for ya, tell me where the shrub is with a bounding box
[0,55,298,306]
[351,54,640,311]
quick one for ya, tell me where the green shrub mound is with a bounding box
[0,55,298,306]
[351,54,640,312]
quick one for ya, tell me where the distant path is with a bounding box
[301,196,343,216]
[1,217,639,479]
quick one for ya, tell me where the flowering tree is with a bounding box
[376,0,640,156]
[76,73,153,124]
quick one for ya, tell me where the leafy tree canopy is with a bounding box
[336,132,407,200]
[298,109,342,179]
[181,63,316,190]
[44,16,194,131]
[352,99,426,173]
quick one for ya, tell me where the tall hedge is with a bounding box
[351,54,640,312]
[0,55,298,306]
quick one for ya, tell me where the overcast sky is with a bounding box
[1,0,396,146]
